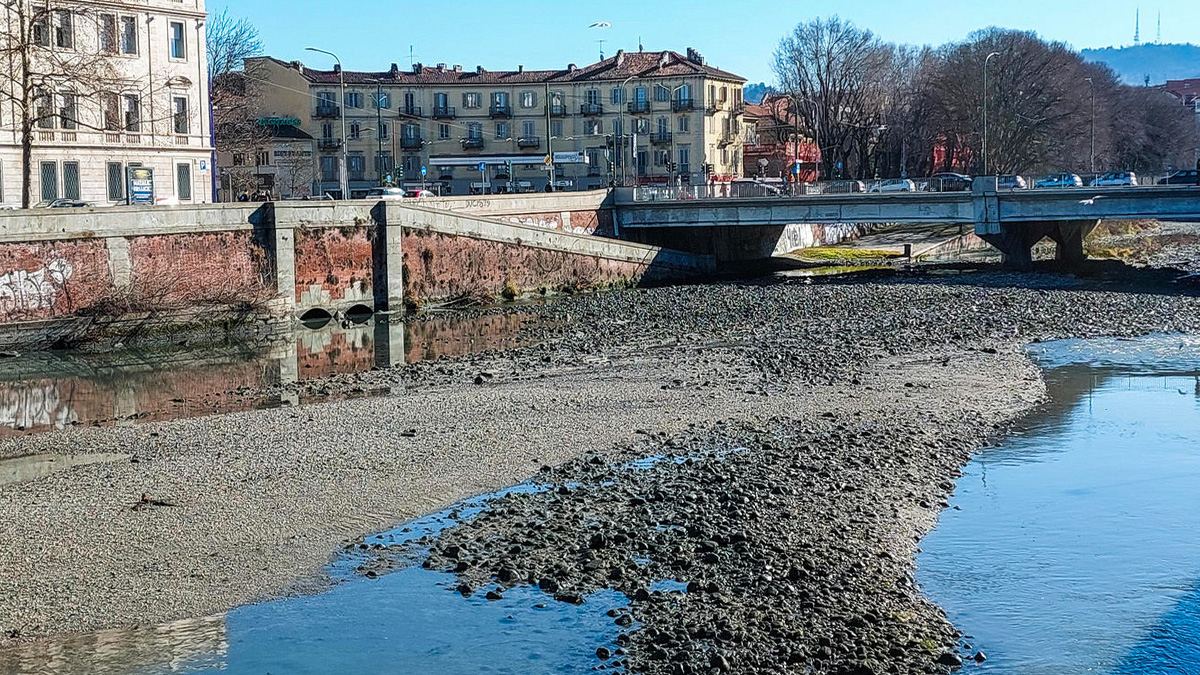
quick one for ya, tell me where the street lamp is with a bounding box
[306,46,349,199]
[615,74,637,186]
[1084,76,1096,175]
[983,51,1000,176]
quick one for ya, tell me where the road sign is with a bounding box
[792,163,801,175]
[421,166,427,177]
[544,155,553,166]
[477,162,487,172]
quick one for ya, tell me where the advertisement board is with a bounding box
[126,167,156,206]
[552,151,587,164]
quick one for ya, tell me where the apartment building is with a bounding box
[246,48,746,198]
[0,0,212,208]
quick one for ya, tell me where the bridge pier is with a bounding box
[977,219,1097,269]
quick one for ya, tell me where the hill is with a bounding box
[1081,43,1200,85]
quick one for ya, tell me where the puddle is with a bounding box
[776,265,891,279]
[0,453,130,487]
[0,312,552,438]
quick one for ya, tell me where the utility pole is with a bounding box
[1085,77,1096,176]
[545,83,556,189]
[375,81,384,186]
[307,47,348,199]
[983,51,1000,177]
[616,75,637,186]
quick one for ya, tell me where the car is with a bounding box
[928,173,973,192]
[1157,170,1199,185]
[997,175,1028,190]
[404,189,436,199]
[869,178,916,193]
[1089,171,1138,187]
[364,187,406,201]
[1034,173,1083,189]
[35,199,94,208]
[301,194,336,201]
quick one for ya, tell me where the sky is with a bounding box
[210,0,1200,84]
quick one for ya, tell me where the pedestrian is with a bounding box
[237,191,249,202]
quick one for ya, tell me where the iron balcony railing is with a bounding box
[317,137,342,150]
[580,103,604,116]
[517,136,541,148]
[314,104,340,119]
[461,137,484,149]
[400,135,423,149]
[671,98,694,112]
[650,131,673,145]
[399,105,423,118]
[706,101,725,115]
[431,106,456,119]
[489,104,512,118]
[627,100,651,114]
[549,104,567,117]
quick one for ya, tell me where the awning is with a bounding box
[429,155,548,167]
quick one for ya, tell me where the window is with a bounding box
[176,163,192,201]
[656,117,669,134]
[403,155,419,176]
[438,123,451,140]
[40,162,58,201]
[321,122,333,139]
[99,14,117,54]
[107,162,125,201]
[550,92,563,107]
[494,122,509,139]
[463,92,481,109]
[550,120,563,138]
[720,86,728,102]
[59,93,77,130]
[60,161,79,200]
[612,118,623,137]
[121,16,137,54]
[376,152,394,177]
[347,154,365,180]
[635,118,650,134]
[102,93,120,131]
[403,91,415,111]
[678,116,689,133]
[232,153,246,166]
[585,119,602,136]
[379,121,390,140]
[434,92,448,109]
[611,87,625,105]
[348,122,361,140]
[54,10,73,49]
[35,91,54,129]
[492,92,508,107]
[317,91,335,105]
[402,123,419,140]
[373,91,391,109]
[467,122,482,139]
[172,96,189,134]
[679,146,690,173]
[169,21,185,59]
[520,91,536,108]
[655,85,670,102]
[344,92,363,108]
[255,150,270,166]
[321,156,338,181]
[655,149,668,166]
[635,87,648,103]
[585,89,600,105]
[124,94,140,131]
[521,120,536,138]
[32,11,49,46]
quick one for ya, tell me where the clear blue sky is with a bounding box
[210,0,1199,83]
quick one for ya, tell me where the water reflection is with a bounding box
[0,312,544,439]
[0,453,130,488]
[918,335,1200,675]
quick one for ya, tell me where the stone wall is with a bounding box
[0,240,112,322]
[292,226,375,310]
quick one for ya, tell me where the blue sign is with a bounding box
[126,166,156,206]
[477,162,487,172]
[421,166,427,177]
[792,163,801,175]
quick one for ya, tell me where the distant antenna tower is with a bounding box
[1134,7,1141,44]
[1156,11,1162,44]
[409,45,415,67]
[598,39,606,60]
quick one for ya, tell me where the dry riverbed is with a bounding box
[2,264,1199,674]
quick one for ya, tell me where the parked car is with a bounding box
[1157,170,1200,185]
[364,187,406,201]
[404,189,436,199]
[869,178,916,193]
[928,173,973,192]
[35,199,94,208]
[997,175,1028,190]
[301,194,336,201]
[1089,171,1138,187]
[1034,173,1083,189]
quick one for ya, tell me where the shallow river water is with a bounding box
[919,334,1200,674]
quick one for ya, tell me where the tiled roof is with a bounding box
[261,49,745,87]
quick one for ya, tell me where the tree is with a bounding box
[207,10,267,202]
[206,9,262,79]
[0,2,121,207]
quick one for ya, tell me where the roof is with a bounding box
[1164,78,1200,103]
[265,124,313,140]
[256,48,745,87]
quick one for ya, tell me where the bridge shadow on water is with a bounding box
[1113,581,1200,675]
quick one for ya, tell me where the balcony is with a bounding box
[431,106,456,119]
[314,104,340,119]
[650,131,673,145]
[489,104,512,119]
[580,103,604,116]
[317,137,342,150]
[549,104,567,117]
[398,105,423,118]
[706,101,725,115]
[732,101,746,116]
[461,137,484,150]
[717,132,737,146]
[400,135,424,149]
[517,136,541,149]
[627,100,651,114]
[671,98,694,112]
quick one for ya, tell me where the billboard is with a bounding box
[552,151,587,164]
[126,167,156,206]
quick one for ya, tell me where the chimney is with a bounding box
[436,63,446,70]
[412,62,423,74]
[453,64,462,73]
[289,60,301,70]
[390,63,399,75]
[518,65,524,73]
[476,65,485,74]
[616,50,625,67]
[333,64,341,73]
[568,63,576,72]
[658,52,670,68]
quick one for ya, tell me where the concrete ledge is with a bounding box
[410,190,611,216]
[0,204,268,243]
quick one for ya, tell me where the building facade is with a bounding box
[742,95,820,183]
[0,0,212,208]
[1162,79,1200,163]
[246,48,746,198]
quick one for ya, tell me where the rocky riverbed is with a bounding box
[2,262,1200,674]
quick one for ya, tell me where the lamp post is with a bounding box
[983,51,1000,177]
[306,47,348,199]
[793,95,822,186]
[616,74,637,186]
[668,83,689,189]
[1084,76,1096,175]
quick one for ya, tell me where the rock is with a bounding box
[614,614,634,627]
[709,652,731,671]
[596,646,611,660]
[936,652,964,667]
[485,590,503,601]
[537,577,560,593]
[973,651,987,663]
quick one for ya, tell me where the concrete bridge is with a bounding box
[614,178,1200,267]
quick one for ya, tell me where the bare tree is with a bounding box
[205,9,262,79]
[207,11,268,201]
[0,2,126,207]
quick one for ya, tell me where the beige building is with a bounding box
[0,0,212,207]
[246,48,746,198]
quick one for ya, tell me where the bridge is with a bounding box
[613,178,1200,267]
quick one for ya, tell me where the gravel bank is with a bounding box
[2,266,1199,672]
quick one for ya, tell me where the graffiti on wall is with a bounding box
[0,257,73,320]
[0,381,79,432]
